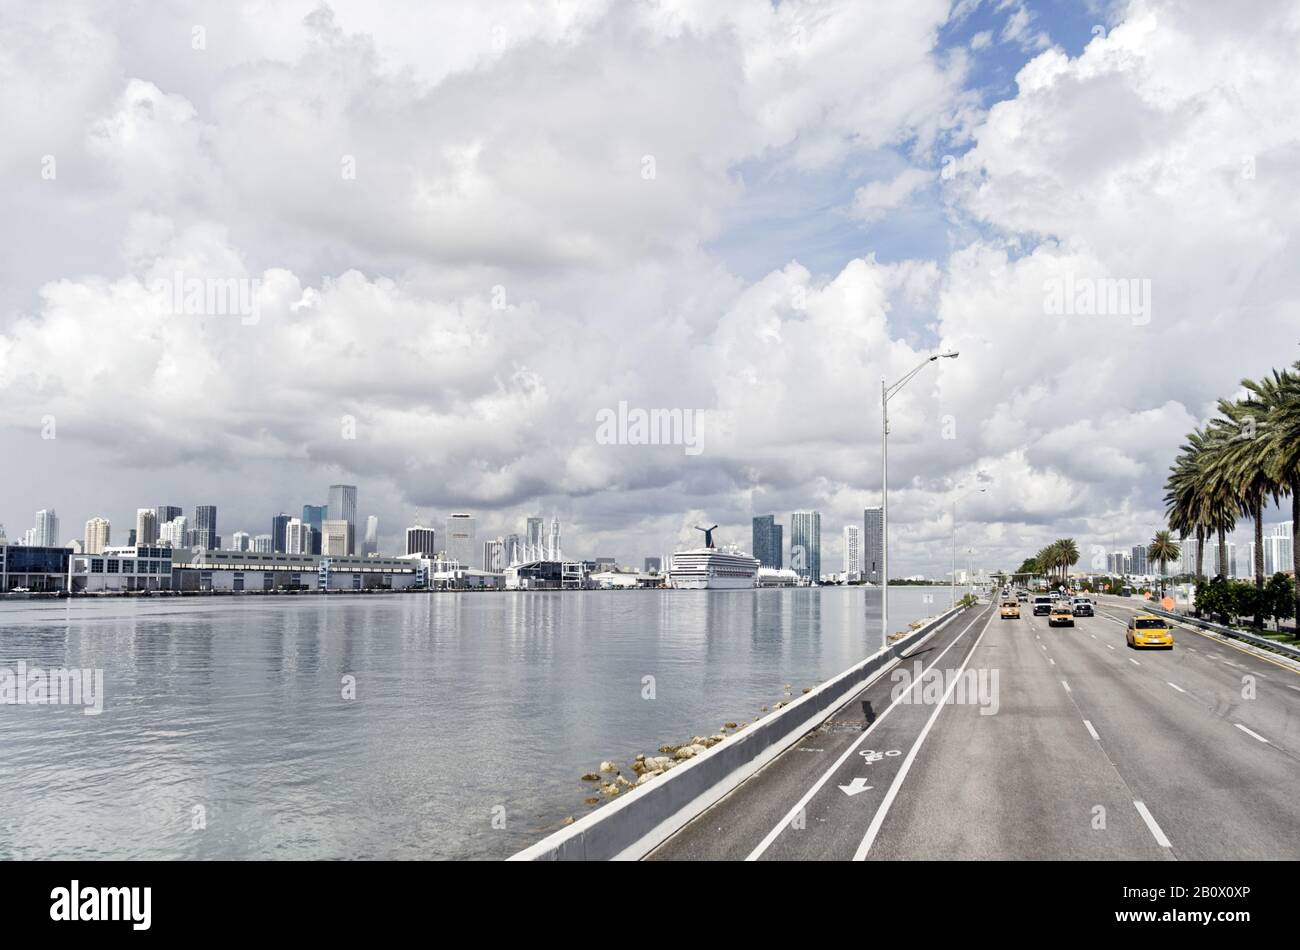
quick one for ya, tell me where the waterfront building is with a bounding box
[0,543,73,592]
[321,519,354,556]
[194,505,219,551]
[756,567,799,587]
[843,524,860,579]
[751,515,783,569]
[136,509,159,545]
[405,525,438,557]
[170,549,419,593]
[328,485,358,552]
[71,545,174,592]
[862,507,883,584]
[447,513,476,566]
[160,516,188,547]
[483,537,505,572]
[790,511,821,584]
[302,505,326,555]
[84,517,111,555]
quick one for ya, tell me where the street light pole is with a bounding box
[880,350,959,651]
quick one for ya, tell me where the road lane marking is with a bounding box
[1129,658,1140,666]
[1049,658,1055,666]
[1061,680,1071,693]
[1134,801,1172,848]
[1167,682,1186,693]
[839,778,873,796]
[1234,723,1270,743]
[1083,719,1099,741]
[1106,643,1115,651]
[744,606,992,860]
[850,608,997,861]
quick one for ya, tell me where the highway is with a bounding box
[648,596,1300,860]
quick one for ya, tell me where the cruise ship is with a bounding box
[669,525,761,590]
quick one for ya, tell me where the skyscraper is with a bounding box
[156,506,182,529]
[285,518,313,555]
[483,538,505,572]
[843,524,860,577]
[136,508,159,545]
[272,513,291,553]
[1130,544,1148,575]
[321,520,353,556]
[252,534,274,553]
[504,533,522,565]
[33,509,59,547]
[526,516,544,553]
[405,526,438,557]
[362,515,379,556]
[302,505,326,555]
[751,515,783,569]
[194,505,219,550]
[548,517,562,561]
[447,514,476,566]
[790,511,821,583]
[862,507,883,584]
[231,531,251,552]
[328,485,358,552]
[84,517,111,554]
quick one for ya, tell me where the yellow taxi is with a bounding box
[1126,613,1174,649]
[1000,599,1020,619]
[1048,604,1074,627]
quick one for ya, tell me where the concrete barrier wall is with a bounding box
[509,602,970,861]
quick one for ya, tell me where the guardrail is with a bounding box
[1105,599,1300,662]
[509,602,972,861]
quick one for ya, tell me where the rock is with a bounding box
[601,783,620,796]
[631,759,647,774]
[773,700,787,710]
[724,721,738,730]
[644,755,674,771]
[633,753,646,762]
[709,734,726,743]
[802,687,812,694]
[580,772,601,782]
[674,745,700,760]
[562,816,575,825]
[615,775,633,788]
[584,797,600,806]
[600,761,618,774]
[658,744,679,755]
[635,772,657,786]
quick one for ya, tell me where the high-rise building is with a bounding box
[160,515,188,547]
[272,513,291,553]
[843,524,860,577]
[156,506,182,531]
[1178,536,1199,576]
[862,507,883,584]
[504,533,522,565]
[194,505,219,550]
[362,515,379,556]
[302,505,326,555]
[231,531,251,552]
[1129,544,1148,576]
[405,525,438,557]
[644,557,662,573]
[1265,521,1293,577]
[547,516,562,561]
[285,518,313,554]
[526,517,544,553]
[790,511,821,583]
[483,537,505,572]
[33,509,59,547]
[252,534,274,553]
[127,529,136,546]
[328,485,358,552]
[446,514,476,566]
[84,517,111,555]
[321,520,353,556]
[751,515,782,569]
[136,509,159,545]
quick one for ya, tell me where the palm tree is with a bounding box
[1147,529,1179,600]
[1165,425,1236,615]
[1056,538,1079,584]
[1217,390,1281,626]
[1251,363,1300,625]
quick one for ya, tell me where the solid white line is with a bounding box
[850,608,997,861]
[1167,682,1186,693]
[1234,723,1270,743]
[1083,719,1099,741]
[1061,679,1071,693]
[1129,658,1140,666]
[743,606,991,861]
[1134,801,1172,848]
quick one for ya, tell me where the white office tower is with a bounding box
[252,534,274,553]
[547,516,561,561]
[446,514,476,566]
[84,517,111,555]
[285,518,312,555]
[405,525,437,557]
[136,509,159,545]
[843,525,860,577]
[34,509,59,547]
[160,515,188,547]
[231,531,251,552]
[1266,522,1293,577]
[362,515,379,556]
[321,520,353,556]
[483,537,505,572]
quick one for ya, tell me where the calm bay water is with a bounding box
[0,586,951,859]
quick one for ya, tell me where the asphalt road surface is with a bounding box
[648,597,1300,860]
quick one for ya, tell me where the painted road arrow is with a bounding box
[838,778,873,797]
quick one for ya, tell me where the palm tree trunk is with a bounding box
[1253,499,1265,627]
[1217,527,1227,580]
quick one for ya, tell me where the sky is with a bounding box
[2,0,1298,576]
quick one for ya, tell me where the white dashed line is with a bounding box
[1234,723,1270,744]
[1083,719,1099,741]
[1106,643,1115,651]
[1049,658,1056,666]
[1167,682,1186,693]
[1129,658,1141,666]
[1134,801,1172,848]
[1061,680,1071,693]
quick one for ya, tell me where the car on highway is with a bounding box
[1032,595,1052,616]
[1070,597,1094,617]
[1048,605,1074,627]
[1000,599,1020,619]
[1126,613,1174,649]
[1016,590,1029,602]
